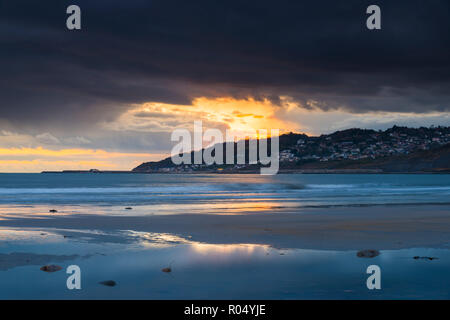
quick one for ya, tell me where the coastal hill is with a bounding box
[292,143,450,173]
[133,126,450,173]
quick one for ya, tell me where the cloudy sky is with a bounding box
[0,0,449,172]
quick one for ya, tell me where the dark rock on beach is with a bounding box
[356,250,380,258]
[40,265,63,272]
[99,280,116,287]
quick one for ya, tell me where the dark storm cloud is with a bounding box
[0,0,449,130]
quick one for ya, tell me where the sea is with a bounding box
[0,173,449,209]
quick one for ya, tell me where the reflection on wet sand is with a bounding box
[0,224,449,299]
[0,201,289,220]
[0,252,79,271]
[190,243,270,256]
[0,228,64,243]
[125,230,271,255]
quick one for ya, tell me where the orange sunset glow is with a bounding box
[105,97,302,138]
[1,96,449,172]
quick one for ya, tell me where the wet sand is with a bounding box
[0,204,449,250]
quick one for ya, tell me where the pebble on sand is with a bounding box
[99,280,117,287]
[356,250,380,258]
[40,265,63,272]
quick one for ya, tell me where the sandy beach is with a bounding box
[1,204,450,299]
[0,174,449,299]
[1,204,449,250]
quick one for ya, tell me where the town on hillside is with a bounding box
[280,126,450,163]
[132,126,450,173]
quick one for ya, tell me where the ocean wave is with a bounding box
[0,186,204,194]
[0,183,448,195]
[217,182,305,191]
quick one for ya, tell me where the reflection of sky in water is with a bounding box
[0,201,293,219]
[0,227,449,299]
